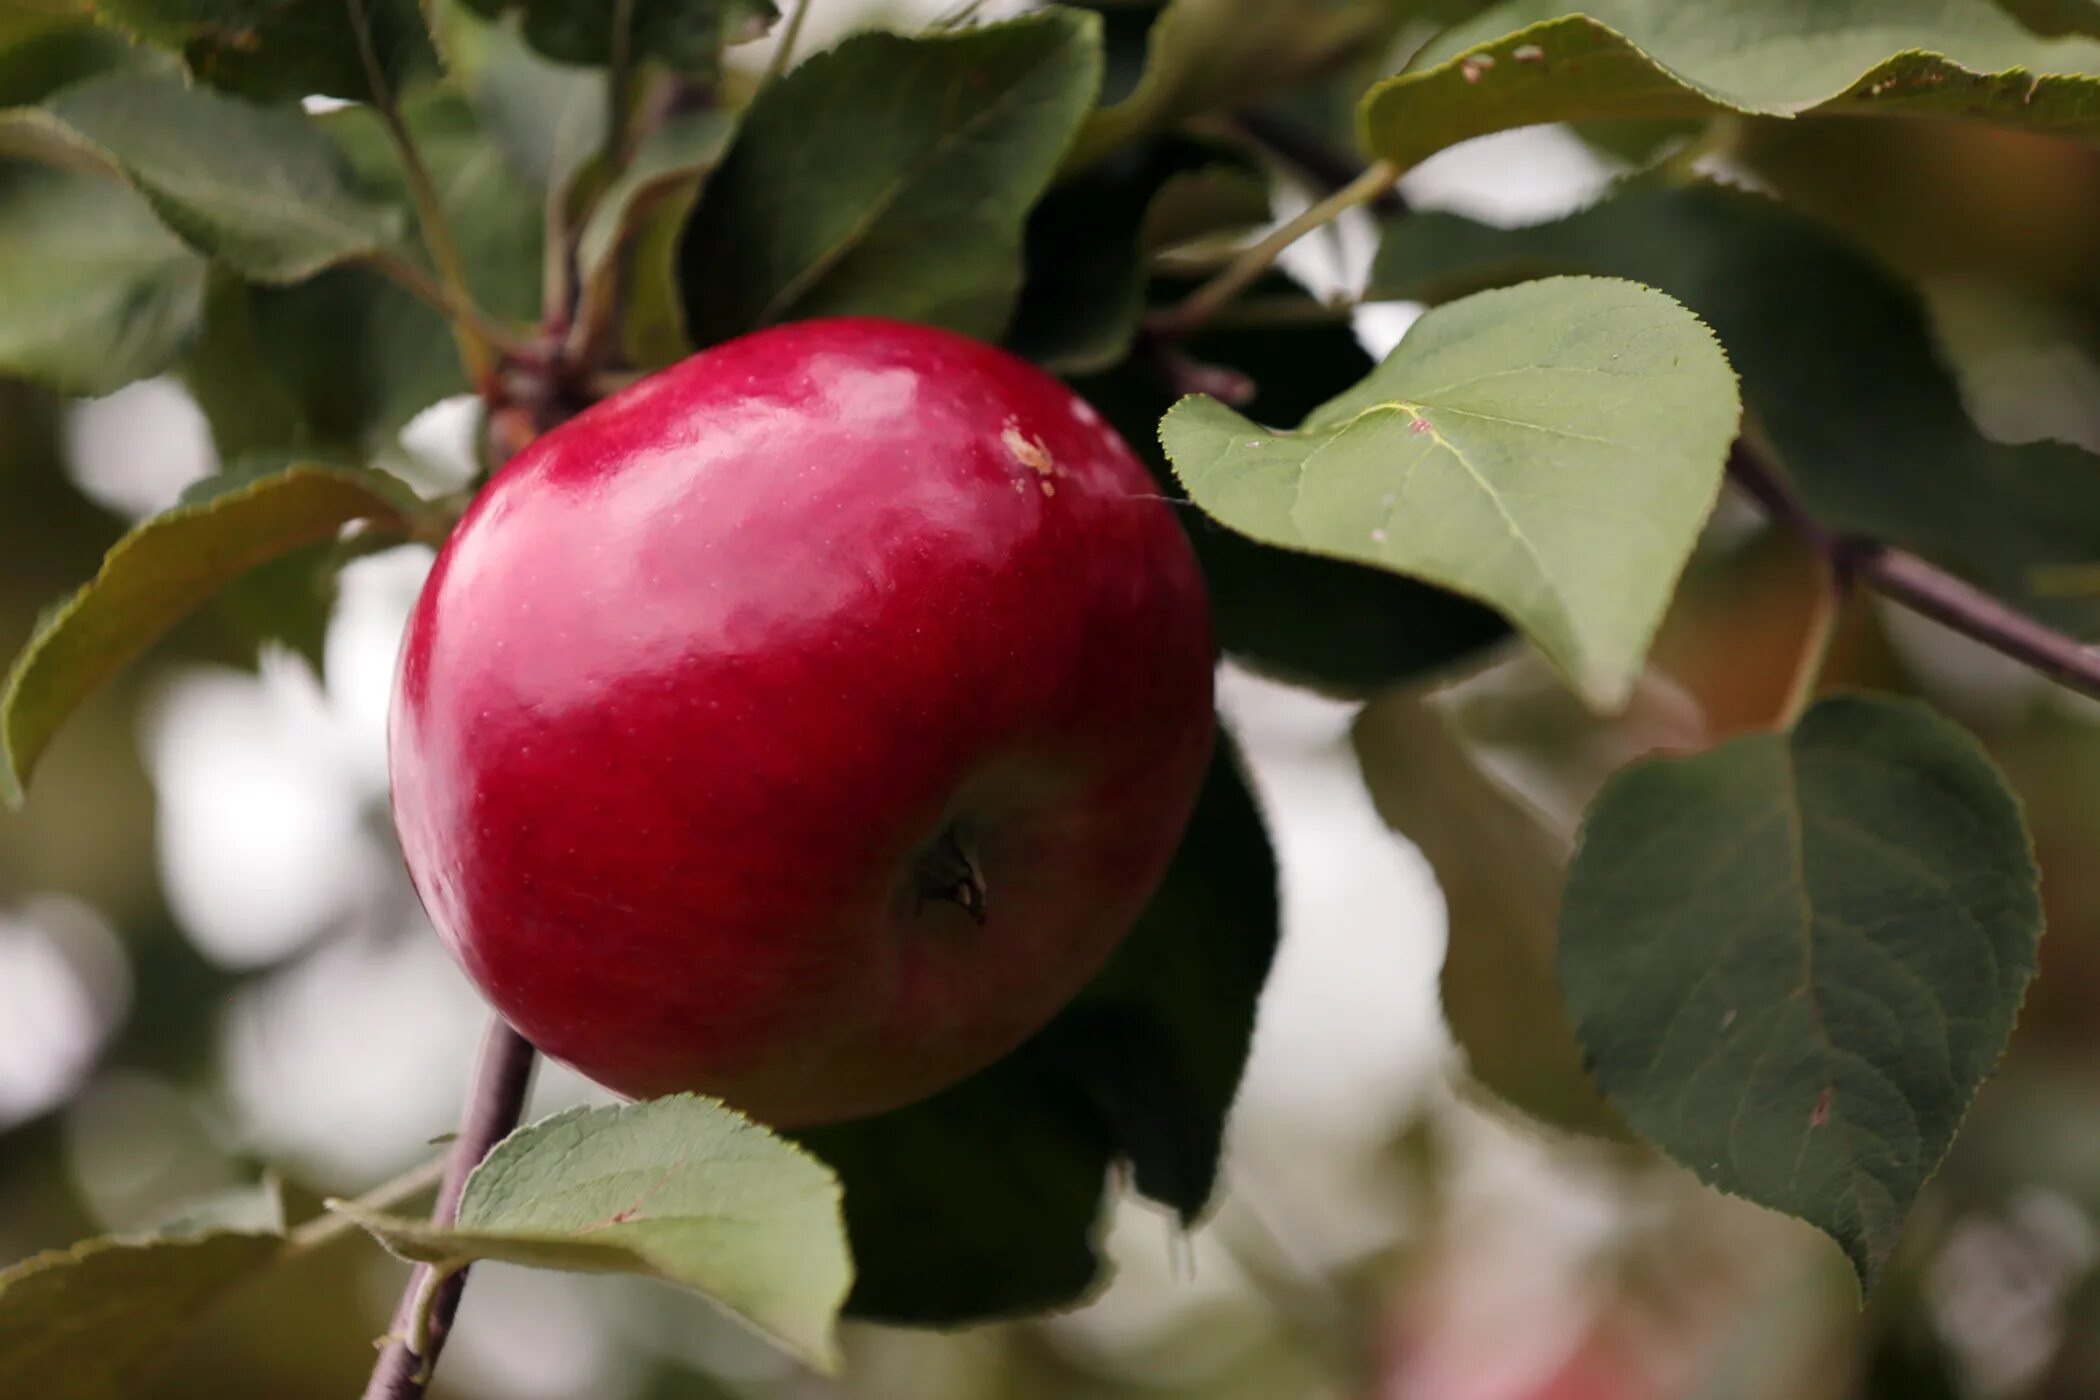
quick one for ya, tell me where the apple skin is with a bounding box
[389,317,1216,1126]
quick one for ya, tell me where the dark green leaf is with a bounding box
[337,1095,849,1372]
[0,18,160,107]
[801,736,1278,1323]
[1068,0,1405,169]
[0,161,205,394]
[679,10,1103,344]
[185,94,541,456]
[0,71,400,282]
[430,0,606,191]
[1006,135,1256,374]
[2,462,434,805]
[1162,276,1741,709]
[456,0,775,70]
[0,1228,282,1398]
[1070,300,1510,695]
[1353,692,1623,1137]
[1559,694,2042,1290]
[91,0,437,103]
[1370,183,2100,644]
[1364,0,2100,173]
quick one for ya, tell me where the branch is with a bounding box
[1228,110,1409,218]
[1729,444,2100,703]
[362,1018,536,1400]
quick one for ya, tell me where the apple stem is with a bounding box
[916,825,989,925]
[362,1017,537,1400]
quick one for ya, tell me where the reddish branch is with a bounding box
[1727,445,2100,702]
[362,1018,536,1400]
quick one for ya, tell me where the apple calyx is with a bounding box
[915,825,988,925]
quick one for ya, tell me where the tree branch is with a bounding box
[1729,444,2100,703]
[362,1018,536,1400]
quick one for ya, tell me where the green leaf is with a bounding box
[678,10,1103,344]
[0,72,400,282]
[1162,276,1740,710]
[430,0,606,192]
[1559,694,2042,1290]
[1363,0,2100,172]
[185,93,542,456]
[2,462,433,805]
[801,736,1278,1322]
[0,161,205,394]
[0,1229,282,1398]
[1353,693,1622,1137]
[575,107,736,319]
[456,0,776,70]
[1069,298,1511,695]
[90,0,438,103]
[1007,136,1260,374]
[1369,184,2100,646]
[1068,0,1405,169]
[336,1095,849,1373]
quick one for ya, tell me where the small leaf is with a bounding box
[1353,692,1623,1137]
[1369,183,2100,645]
[1363,0,2100,172]
[678,10,1103,344]
[456,0,776,70]
[92,0,438,103]
[0,161,205,394]
[1559,694,2042,1290]
[801,735,1279,1323]
[1162,276,1740,710]
[575,107,737,300]
[431,0,607,193]
[0,72,400,282]
[2,462,433,804]
[0,1229,282,1398]
[336,1095,849,1372]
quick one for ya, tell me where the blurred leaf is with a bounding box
[1920,278,2100,453]
[337,1095,849,1372]
[1067,0,1400,169]
[456,0,775,70]
[575,106,736,342]
[91,0,437,103]
[185,93,542,455]
[1371,183,2100,644]
[1007,136,1254,373]
[1560,694,2042,1290]
[0,161,204,394]
[0,1228,283,1398]
[679,10,1103,344]
[0,18,162,106]
[1162,276,1740,710]
[430,0,606,191]
[1,462,434,805]
[1071,300,1511,694]
[0,72,400,282]
[1353,693,1623,1137]
[801,736,1278,1323]
[1365,0,2100,172]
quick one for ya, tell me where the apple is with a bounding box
[388,317,1217,1126]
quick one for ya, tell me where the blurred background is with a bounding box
[5,3,2100,1397]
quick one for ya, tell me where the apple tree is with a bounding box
[2,0,2099,1395]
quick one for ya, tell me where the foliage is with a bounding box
[2,0,2098,1390]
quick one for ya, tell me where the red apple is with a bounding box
[388,318,1216,1126]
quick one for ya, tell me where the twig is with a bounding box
[284,1157,447,1258]
[1729,444,2100,703]
[369,252,540,364]
[1229,109,1409,218]
[762,0,815,89]
[1148,158,1399,340]
[361,1018,536,1400]
[347,0,501,385]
